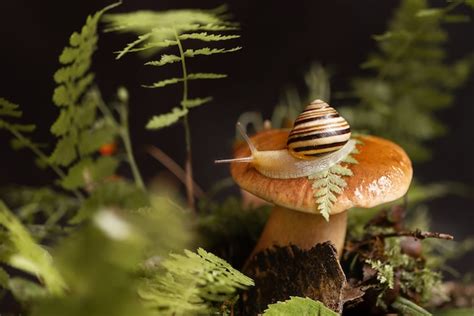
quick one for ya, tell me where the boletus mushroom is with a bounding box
[219,101,413,259]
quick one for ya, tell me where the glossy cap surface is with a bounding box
[231,129,413,215]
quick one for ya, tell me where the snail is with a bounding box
[215,99,356,179]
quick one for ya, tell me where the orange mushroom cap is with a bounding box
[231,129,413,215]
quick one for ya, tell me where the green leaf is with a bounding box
[181,97,213,108]
[50,3,118,167]
[0,267,9,288]
[184,46,242,57]
[263,297,338,316]
[179,32,240,41]
[0,98,22,117]
[115,33,152,59]
[144,77,183,88]
[78,124,118,156]
[138,247,253,315]
[0,201,66,295]
[146,107,188,129]
[391,296,432,316]
[49,135,77,166]
[435,308,474,316]
[50,108,71,135]
[145,54,181,66]
[187,72,227,80]
[416,8,443,18]
[467,0,474,9]
[308,149,358,221]
[59,156,119,190]
[70,181,149,224]
[8,278,48,303]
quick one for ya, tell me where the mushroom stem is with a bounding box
[250,206,348,259]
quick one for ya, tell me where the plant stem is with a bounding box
[8,128,84,200]
[175,28,195,211]
[95,88,145,191]
[147,145,204,198]
[118,102,145,191]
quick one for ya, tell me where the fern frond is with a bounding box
[104,9,230,34]
[145,54,182,66]
[138,247,253,315]
[0,98,22,117]
[115,33,152,59]
[146,107,188,129]
[59,156,119,190]
[263,297,338,316]
[342,0,473,161]
[77,124,117,155]
[184,46,242,57]
[181,97,213,108]
[50,4,119,167]
[143,77,183,88]
[187,72,227,80]
[192,23,239,31]
[0,201,66,295]
[179,32,240,41]
[49,135,77,166]
[308,146,359,221]
[145,73,228,89]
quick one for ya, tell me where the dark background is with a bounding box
[0,1,473,271]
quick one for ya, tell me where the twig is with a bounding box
[371,229,454,241]
[147,145,204,198]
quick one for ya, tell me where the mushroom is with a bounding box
[230,129,413,258]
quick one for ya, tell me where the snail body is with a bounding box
[216,100,355,179]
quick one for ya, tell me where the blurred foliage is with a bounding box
[197,195,270,266]
[138,248,253,315]
[1,0,474,315]
[0,201,66,296]
[340,0,474,162]
[263,297,338,316]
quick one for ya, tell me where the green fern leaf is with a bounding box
[0,98,22,117]
[181,97,213,108]
[77,125,117,156]
[144,77,183,88]
[184,47,242,57]
[49,135,77,166]
[193,23,239,31]
[115,33,152,59]
[416,8,443,18]
[50,3,119,167]
[179,32,240,41]
[308,147,359,221]
[342,0,473,161]
[59,156,119,190]
[187,72,227,80]
[70,181,149,224]
[146,107,188,129]
[263,297,338,316]
[145,54,182,66]
[391,297,432,316]
[143,73,228,89]
[138,247,253,315]
[0,201,66,295]
[0,267,8,288]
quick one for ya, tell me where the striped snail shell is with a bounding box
[287,100,351,160]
